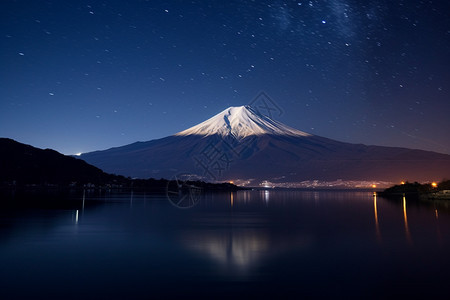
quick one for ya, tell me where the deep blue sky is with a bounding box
[1,0,449,155]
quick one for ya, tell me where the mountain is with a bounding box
[0,138,120,186]
[175,106,310,139]
[79,106,450,185]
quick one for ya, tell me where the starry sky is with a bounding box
[1,0,449,155]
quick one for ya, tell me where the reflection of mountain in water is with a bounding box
[179,192,312,273]
[182,229,269,271]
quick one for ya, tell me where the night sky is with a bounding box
[1,0,449,155]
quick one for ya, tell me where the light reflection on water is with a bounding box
[0,190,449,299]
[403,194,412,244]
[373,192,381,242]
[183,228,270,272]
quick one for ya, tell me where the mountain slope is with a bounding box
[79,106,450,184]
[176,105,310,139]
[0,138,118,185]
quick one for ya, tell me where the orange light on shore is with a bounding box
[372,184,377,188]
[431,182,438,188]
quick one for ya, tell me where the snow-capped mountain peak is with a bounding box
[175,105,311,139]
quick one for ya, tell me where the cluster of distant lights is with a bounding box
[371,181,438,188]
[400,181,438,188]
[74,175,438,189]
[234,180,440,189]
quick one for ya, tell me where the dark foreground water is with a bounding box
[1,189,449,299]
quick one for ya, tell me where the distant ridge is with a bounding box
[79,106,450,185]
[0,138,117,186]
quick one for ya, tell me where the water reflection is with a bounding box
[130,190,133,208]
[82,189,85,212]
[1,189,450,299]
[373,192,381,241]
[182,229,269,272]
[402,194,412,243]
[263,190,270,205]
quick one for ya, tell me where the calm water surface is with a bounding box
[1,189,449,299]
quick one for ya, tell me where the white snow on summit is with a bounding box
[175,105,311,139]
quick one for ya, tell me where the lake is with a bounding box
[1,189,449,299]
